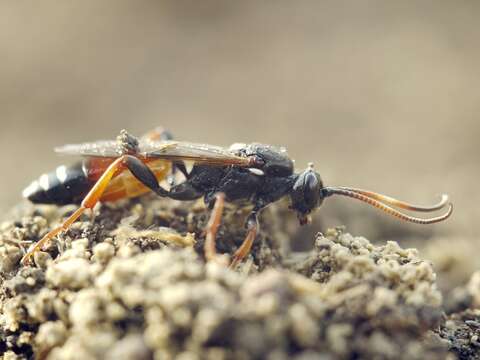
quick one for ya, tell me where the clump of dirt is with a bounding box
[435,309,480,360]
[421,237,480,314]
[428,270,480,360]
[0,196,471,359]
[287,228,446,358]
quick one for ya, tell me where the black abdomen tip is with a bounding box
[23,162,92,205]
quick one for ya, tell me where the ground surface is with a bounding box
[0,195,478,359]
[1,2,478,359]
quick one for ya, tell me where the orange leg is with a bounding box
[203,193,259,268]
[229,222,257,269]
[204,193,225,262]
[21,156,128,265]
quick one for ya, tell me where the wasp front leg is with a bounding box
[229,207,261,269]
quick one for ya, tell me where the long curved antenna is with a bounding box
[322,187,453,224]
[334,187,449,212]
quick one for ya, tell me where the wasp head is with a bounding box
[290,163,325,225]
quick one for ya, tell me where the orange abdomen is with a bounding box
[85,157,172,202]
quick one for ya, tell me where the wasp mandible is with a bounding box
[21,128,453,266]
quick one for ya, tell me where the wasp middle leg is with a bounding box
[202,194,263,268]
[203,193,228,264]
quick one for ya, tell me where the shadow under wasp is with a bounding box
[21,128,453,266]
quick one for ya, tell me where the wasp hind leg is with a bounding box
[123,156,169,197]
[125,155,203,202]
[21,155,149,265]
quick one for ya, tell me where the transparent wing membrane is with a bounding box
[55,141,119,157]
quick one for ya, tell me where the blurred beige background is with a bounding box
[1,1,478,241]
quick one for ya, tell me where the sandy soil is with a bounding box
[0,196,470,359]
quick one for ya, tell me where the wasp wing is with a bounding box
[55,140,120,158]
[55,139,252,167]
[140,140,251,167]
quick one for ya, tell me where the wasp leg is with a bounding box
[204,193,227,264]
[123,156,169,196]
[229,211,259,268]
[124,155,198,198]
[130,159,202,200]
[22,156,129,265]
[167,181,204,201]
